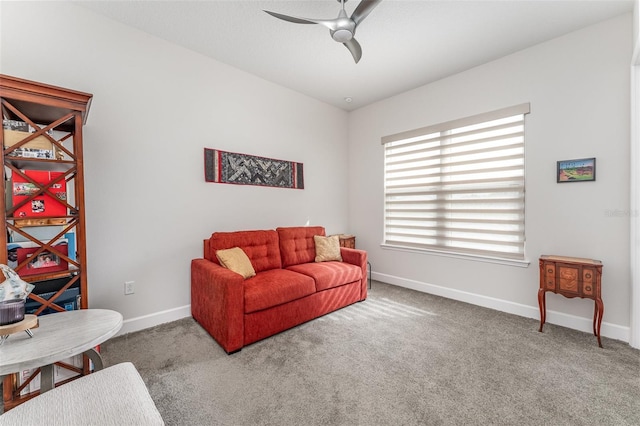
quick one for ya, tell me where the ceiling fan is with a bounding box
[264,0,382,64]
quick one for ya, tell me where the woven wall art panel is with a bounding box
[204,148,304,189]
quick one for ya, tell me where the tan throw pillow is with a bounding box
[314,235,342,262]
[216,247,256,279]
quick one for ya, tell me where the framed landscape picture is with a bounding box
[557,158,596,183]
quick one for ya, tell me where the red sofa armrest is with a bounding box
[340,248,368,300]
[191,258,245,353]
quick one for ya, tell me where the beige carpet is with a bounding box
[101,282,640,426]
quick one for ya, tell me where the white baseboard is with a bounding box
[116,304,192,337]
[114,274,630,343]
[372,272,630,343]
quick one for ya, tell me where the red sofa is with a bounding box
[191,226,368,353]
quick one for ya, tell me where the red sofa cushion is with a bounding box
[243,269,316,314]
[206,230,282,273]
[286,261,363,292]
[277,226,325,267]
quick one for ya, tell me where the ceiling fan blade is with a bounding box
[351,0,383,26]
[264,10,339,31]
[263,10,317,25]
[343,38,362,63]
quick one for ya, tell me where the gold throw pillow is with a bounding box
[314,235,342,262]
[216,247,256,279]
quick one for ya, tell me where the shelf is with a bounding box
[8,215,78,226]
[1,74,92,410]
[4,157,76,172]
[20,269,80,283]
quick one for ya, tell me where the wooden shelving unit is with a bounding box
[0,74,93,410]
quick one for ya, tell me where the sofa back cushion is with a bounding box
[206,230,282,273]
[277,226,326,267]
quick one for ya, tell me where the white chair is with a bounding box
[0,362,164,425]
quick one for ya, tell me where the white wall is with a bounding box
[635,0,639,50]
[0,2,350,333]
[630,0,640,348]
[1,2,634,342]
[348,14,633,341]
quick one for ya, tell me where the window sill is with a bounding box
[380,244,531,268]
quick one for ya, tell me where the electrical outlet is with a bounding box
[124,281,135,295]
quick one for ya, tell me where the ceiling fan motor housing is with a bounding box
[331,28,354,42]
[331,8,356,42]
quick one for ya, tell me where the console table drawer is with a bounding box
[545,264,555,290]
[558,263,580,294]
[541,260,600,298]
[582,269,596,296]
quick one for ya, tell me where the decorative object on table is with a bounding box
[0,263,37,343]
[557,157,596,182]
[0,264,34,326]
[204,148,304,189]
[0,264,34,305]
[0,314,38,345]
[0,298,25,325]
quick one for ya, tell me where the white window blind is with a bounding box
[382,103,530,261]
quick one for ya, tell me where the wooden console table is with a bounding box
[538,255,604,347]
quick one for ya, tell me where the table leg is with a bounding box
[38,348,103,395]
[40,364,55,393]
[595,299,604,348]
[538,289,546,332]
[83,347,104,371]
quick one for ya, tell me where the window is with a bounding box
[382,103,530,263]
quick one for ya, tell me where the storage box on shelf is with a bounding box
[4,131,55,157]
[0,74,92,411]
[3,119,57,160]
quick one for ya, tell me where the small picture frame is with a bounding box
[557,158,596,183]
[10,239,69,277]
[26,251,61,269]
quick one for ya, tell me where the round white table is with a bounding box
[0,309,123,393]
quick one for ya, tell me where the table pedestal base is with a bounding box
[39,348,104,393]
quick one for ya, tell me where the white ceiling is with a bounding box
[78,0,634,111]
